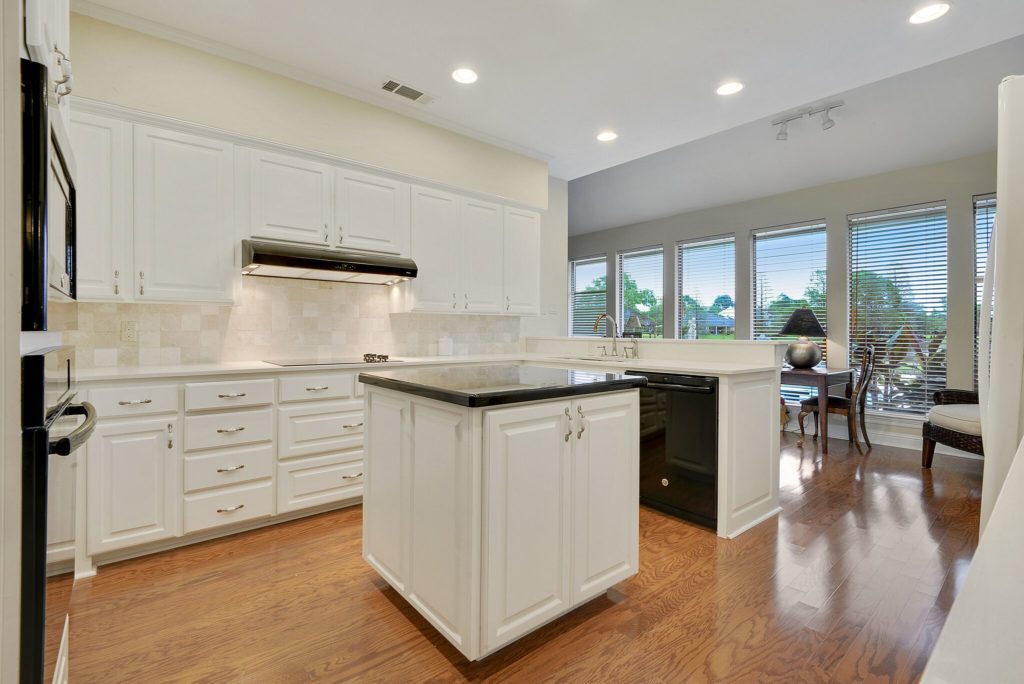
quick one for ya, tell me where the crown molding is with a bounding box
[70,0,553,164]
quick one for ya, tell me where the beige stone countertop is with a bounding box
[76,353,781,383]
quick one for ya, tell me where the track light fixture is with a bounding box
[771,100,844,141]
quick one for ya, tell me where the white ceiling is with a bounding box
[75,0,1024,181]
[568,36,1024,235]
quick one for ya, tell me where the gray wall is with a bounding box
[568,151,996,389]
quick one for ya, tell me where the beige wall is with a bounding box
[569,152,997,390]
[70,14,548,209]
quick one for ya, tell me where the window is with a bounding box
[849,203,948,414]
[676,236,735,340]
[568,256,608,336]
[975,194,996,388]
[752,223,828,401]
[618,247,664,338]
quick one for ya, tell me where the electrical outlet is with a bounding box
[121,320,138,343]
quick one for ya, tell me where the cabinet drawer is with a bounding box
[183,480,273,534]
[185,379,275,412]
[277,454,363,514]
[278,402,364,460]
[279,373,355,403]
[184,408,273,452]
[184,443,274,493]
[88,385,179,418]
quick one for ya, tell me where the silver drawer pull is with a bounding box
[305,386,330,392]
[218,392,247,399]
[216,465,246,473]
[118,398,152,406]
[342,473,363,480]
[216,427,246,434]
[216,504,245,513]
[343,422,364,429]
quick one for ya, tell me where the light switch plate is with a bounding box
[120,320,138,343]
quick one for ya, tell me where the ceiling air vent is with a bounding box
[381,79,435,105]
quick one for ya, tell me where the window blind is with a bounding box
[569,256,607,337]
[676,236,735,340]
[974,194,996,388]
[849,203,948,414]
[618,247,664,338]
[752,222,827,402]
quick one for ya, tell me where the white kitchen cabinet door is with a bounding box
[24,0,72,131]
[363,391,410,593]
[458,198,503,313]
[335,168,410,255]
[46,450,76,565]
[87,417,180,555]
[250,150,332,245]
[69,111,131,301]
[571,393,639,604]
[483,400,572,652]
[501,207,541,315]
[410,186,459,312]
[133,125,235,303]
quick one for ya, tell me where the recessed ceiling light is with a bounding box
[596,130,618,142]
[909,2,950,24]
[451,68,478,84]
[716,81,744,96]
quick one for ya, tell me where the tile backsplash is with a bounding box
[51,278,523,369]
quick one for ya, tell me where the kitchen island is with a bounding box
[358,364,646,660]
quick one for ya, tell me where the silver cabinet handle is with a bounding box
[216,427,246,434]
[452,292,456,310]
[577,405,586,439]
[118,398,152,406]
[114,269,120,295]
[506,295,511,312]
[564,406,572,442]
[323,223,329,243]
[343,422,364,429]
[217,464,245,473]
[217,504,245,513]
[338,224,344,243]
[138,270,145,296]
[342,473,363,480]
[464,293,469,310]
[217,392,247,399]
[167,422,174,449]
[306,386,329,392]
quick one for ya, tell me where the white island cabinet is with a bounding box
[360,364,642,660]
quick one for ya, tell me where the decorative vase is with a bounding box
[786,336,822,369]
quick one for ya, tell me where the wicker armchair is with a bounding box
[922,389,984,468]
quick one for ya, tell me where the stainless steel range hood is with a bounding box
[241,239,417,285]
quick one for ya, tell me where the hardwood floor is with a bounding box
[67,434,982,682]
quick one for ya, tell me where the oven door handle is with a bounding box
[644,383,714,394]
[49,402,97,456]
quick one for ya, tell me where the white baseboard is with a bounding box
[780,406,982,461]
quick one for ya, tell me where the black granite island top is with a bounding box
[358,364,647,407]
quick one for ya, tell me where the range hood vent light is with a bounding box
[241,239,417,285]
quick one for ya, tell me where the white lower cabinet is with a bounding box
[277,453,363,514]
[483,401,572,651]
[362,387,640,660]
[87,417,180,555]
[183,480,274,534]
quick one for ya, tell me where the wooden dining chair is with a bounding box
[798,345,876,449]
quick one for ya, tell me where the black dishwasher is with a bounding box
[628,371,718,529]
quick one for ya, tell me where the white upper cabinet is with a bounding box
[458,198,504,313]
[133,125,235,303]
[24,0,73,132]
[70,111,130,301]
[335,168,410,255]
[410,186,459,312]
[249,150,332,246]
[502,207,541,315]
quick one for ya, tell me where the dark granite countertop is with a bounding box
[358,364,647,407]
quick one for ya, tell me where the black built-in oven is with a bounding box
[629,371,718,529]
[21,347,95,683]
[22,58,77,331]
